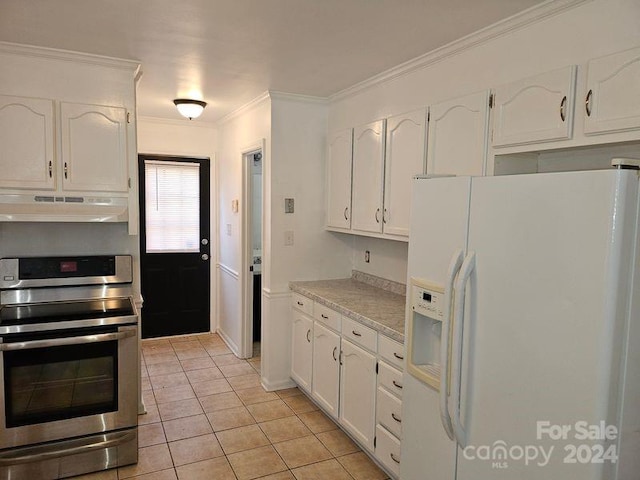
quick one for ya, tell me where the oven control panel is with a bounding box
[0,255,132,289]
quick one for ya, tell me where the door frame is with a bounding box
[241,140,265,358]
[138,153,212,337]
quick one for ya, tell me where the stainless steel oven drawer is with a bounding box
[0,427,137,480]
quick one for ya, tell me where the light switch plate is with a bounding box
[284,230,294,246]
[285,198,294,213]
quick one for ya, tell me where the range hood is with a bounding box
[0,194,128,223]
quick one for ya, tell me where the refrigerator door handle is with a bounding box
[439,248,464,441]
[451,250,476,448]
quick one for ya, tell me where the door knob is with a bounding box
[201,254,209,261]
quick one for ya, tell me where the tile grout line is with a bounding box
[134,334,385,480]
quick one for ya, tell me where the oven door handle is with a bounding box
[0,329,136,351]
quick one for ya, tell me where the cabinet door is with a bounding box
[0,95,55,190]
[60,102,128,193]
[351,120,385,234]
[326,129,353,230]
[312,322,340,418]
[492,65,576,147]
[383,109,427,237]
[584,46,640,135]
[340,339,377,451]
[427,90,490,176]
[291,311,313,392]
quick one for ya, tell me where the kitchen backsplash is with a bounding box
[352,270,406,296]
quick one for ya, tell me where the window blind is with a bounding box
[144,160,200,253]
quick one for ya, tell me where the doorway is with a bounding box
[243,147,263,358]
[138,155,211,338]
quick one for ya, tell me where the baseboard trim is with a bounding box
[261,377,296,392]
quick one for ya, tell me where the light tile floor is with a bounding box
[71,333,389,480]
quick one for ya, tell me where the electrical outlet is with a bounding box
[284,230,294,246]
[365,250,370,263]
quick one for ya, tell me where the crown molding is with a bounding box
[216,91,271,126]
[269,91,328,105]
[0,41,140,72]
[330,0,591,103]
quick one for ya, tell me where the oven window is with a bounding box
[4,341,118,427]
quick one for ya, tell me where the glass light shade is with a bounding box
[173,99,207,119]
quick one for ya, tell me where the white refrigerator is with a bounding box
[401,166,640,480]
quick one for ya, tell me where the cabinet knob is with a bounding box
[586,89,593,117]
[344,207,349,220]
[392,380,403,390]
[48,161,52,178]
[306,329,311,343]
[392,413,402,423]
[64,162,68,179]
[375,208,380,223]
[333,346,338,361]
[390,453,401,464]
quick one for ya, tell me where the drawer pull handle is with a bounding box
[333,346,338,361]
[586,89,593,117]
[297,301,304,306]
[352,330,362,337]
[306,329,311,343]
[321,314,329,319]
[392,413,402,423]
[560,95,567,122]
[390,453,400,464]
[393,352,404,360]
[392,380,403,390]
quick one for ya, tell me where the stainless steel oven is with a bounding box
[0,255,138,479]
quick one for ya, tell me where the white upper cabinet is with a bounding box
[427,91,490,176]
[326,128,353,230]
[584,46,640,135]
[492,65,576,147]
[351,119,386,234]
[0,95,55,191]
[60,102,128,193]
[383,109,427,237]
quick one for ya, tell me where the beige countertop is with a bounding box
[289,274,406,344]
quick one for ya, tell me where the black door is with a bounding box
[138,155,210,338]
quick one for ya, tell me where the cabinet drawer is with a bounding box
[291,292,313,316]
[378,361,403,399]
[375,425,401,478]
[376,387,402,438]
[314,303,341,331]
[378,335,404,370]
[341,317,377,353]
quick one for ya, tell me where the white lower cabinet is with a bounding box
[290,293,404,478]
[376,424,401,478]
[339,339,377,452]
[291,307,313,392]
[312,322,340,418]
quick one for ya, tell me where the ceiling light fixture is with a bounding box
[173,99,207,120]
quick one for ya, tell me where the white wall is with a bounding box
[137,116,218,331]
[215,97,272,355]
[328,0,640,286]
[259,94,354,389]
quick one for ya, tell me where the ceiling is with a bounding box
[0,0,546,122]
